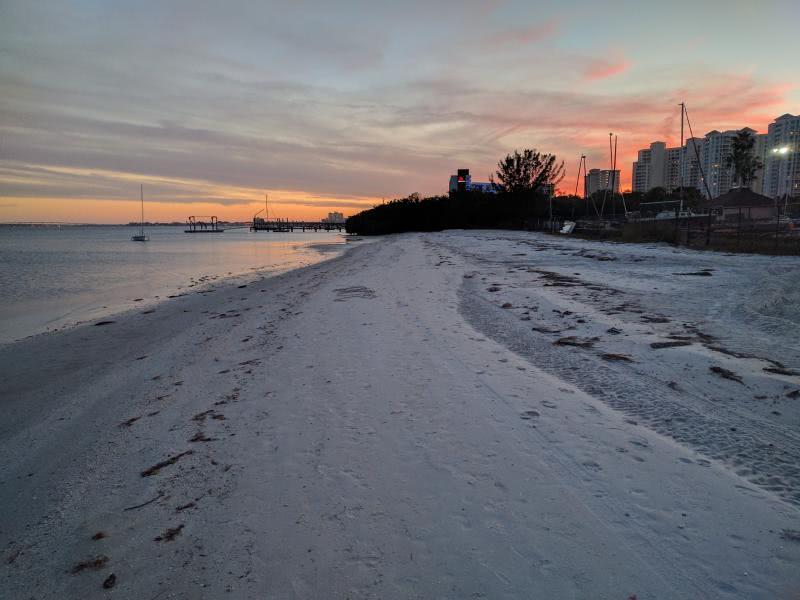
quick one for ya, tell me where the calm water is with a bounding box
[0,225,348,343]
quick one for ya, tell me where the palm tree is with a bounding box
[725,130,764,189]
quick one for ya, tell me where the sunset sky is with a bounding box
[1,0,798,223]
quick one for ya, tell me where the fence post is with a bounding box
[674,208,679,246]
[737,208,742,250]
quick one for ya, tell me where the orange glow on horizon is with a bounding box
[0,196,379,224]
[0,163,381,223]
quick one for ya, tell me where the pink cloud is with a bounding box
[433,70,790,194]
[583,57,631,81]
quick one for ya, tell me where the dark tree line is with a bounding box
[345,185,710,235]
[346,148,564,235]
[344,145,715,235]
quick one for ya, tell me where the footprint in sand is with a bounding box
[334,286,377,301]
[519,410,540,420]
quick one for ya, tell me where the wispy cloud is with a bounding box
[482,19,559,46]
[0,1,796,220]
[583,56,631,81]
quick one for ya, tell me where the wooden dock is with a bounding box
[251,218,344,232]
[185,216,225,233]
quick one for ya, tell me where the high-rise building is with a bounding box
[632,142,667,192]
[322,212,345,224]
[636,142,698,193]
[751,133,768,195]
[701,129,732,198]
[584,169,620,197]
[762,113,800,200]
[631,152,649,192]
[682,137,705,191]
[665,146,683,192]
[633,126,771,198]
[702,127,766,198]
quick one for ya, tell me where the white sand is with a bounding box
[1,231,799,598]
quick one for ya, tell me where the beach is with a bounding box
[1,231,799,598]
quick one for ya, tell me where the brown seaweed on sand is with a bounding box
[601,353,633,362]
[154,524,184,542]
[70,555,108,574]
[650,340,692,350]
[554,336,598,349]
[709,366,744,384]
[140,451,193,477]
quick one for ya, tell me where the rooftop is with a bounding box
[700,187,775,208]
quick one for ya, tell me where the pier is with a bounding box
[185,216,225,233]
[250,218,344,232]
[248,193,345,232]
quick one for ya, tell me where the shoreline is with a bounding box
[0,233,350,347]
[1,231,798,598]
[0,238,363,436]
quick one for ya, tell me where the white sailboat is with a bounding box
[131,184,149,241]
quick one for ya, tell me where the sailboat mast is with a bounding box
[679,102,685,213]
[612,135,618,217]
[600,132,613,217]
[140,184,144,235]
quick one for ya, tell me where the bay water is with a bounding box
[0,225,347,344]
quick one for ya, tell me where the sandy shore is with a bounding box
[1,231,799,598]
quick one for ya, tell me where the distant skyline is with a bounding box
[1,0,798,223]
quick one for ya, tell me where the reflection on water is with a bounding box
[0,225,347,343]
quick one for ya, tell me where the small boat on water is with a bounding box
[132,185,149,241]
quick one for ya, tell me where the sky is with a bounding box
[1,0,798,223]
